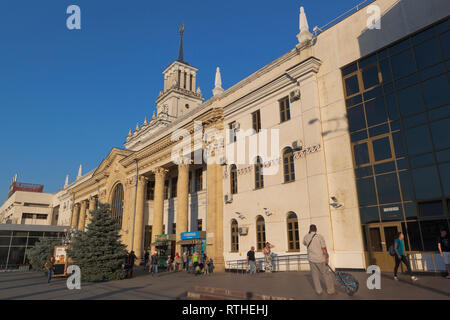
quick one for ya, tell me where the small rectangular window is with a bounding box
[279,97,291,123]
[252,110,261,133]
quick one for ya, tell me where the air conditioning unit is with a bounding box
[224,193,233,204]
[292,140,303,151]
[238,227,248,236]
[289,89,301,102]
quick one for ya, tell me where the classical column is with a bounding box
[78,200,87,231]
[152,167,167,244]
[176,162,190,252]
[206,162,217,260]
[86,196,96,227]
[71,203,80,229]
[133,175,147,260]
[214,164,225,272]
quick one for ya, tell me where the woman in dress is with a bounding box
[263,242,275,272]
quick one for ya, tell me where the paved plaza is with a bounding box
[0,269,449,300]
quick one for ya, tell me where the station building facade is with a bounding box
[13,0,448,272]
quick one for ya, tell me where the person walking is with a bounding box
[247,246,257,274]
[166,255,173,272]
[144,251,150,271]
[174,252,181,272]
[438,229,450,279]
[182,251,188,271]
[203,255,210,275]
[303,224,337,295]
[127,251,137,278]
[393,232,418,281]
[263,242,274,273]
[44,256,56,284]
[151,252,159,276]
[192,251,199,271]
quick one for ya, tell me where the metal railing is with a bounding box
[226,254,309,273]
[408,252,447,273]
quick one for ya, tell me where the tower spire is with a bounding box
[178,23,185,62]
[212,67,224,96]
[297,6,313,46]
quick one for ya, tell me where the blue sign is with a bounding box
[180,231,200,240]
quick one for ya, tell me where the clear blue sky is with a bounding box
[0,0,363,201]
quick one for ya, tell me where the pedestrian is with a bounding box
[203,255,210,275]
[192,251,199,271]
[144,251,150,271]
[127,251,137,278]
[438,229,450,279]
[393,232,418,281]
[263,242,274,273]
[151,252,159,276]
[44,256,56,284]
[174,252,181,272]
[247,246,257,274]
[303,224,337,295]
[167,255,173,272]
[208,258,214,274]
[182,251,188,270]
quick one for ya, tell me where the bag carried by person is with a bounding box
[327,264,359,296]
[388,244,396,257]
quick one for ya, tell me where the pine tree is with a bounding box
[67,203,127,282]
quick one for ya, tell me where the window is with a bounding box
[188,171,192,193]
[286,212,300,251]
[228,122,237,143]
[230,165,238,194]
[418,201,444,218]
[344,74,360,96]
[279,97,291,122]
[252,110,261,133]
[171,177,178,198]
[283,148,295,182]
[146,181,155,200]
[372,137,392,162]
[354,142,370,166]
[144,226,152,249]
[255,157,264,189]
[195,168,203,191]
[172,223,176,235]
[231,219,239,252]
[420,219,449,251]
[111,183,124,227]
[256,216,266,251]
[362,65,380,89]
[197,219,203,231]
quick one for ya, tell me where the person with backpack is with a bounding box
[392,232,418,281]
[303,224,337,295]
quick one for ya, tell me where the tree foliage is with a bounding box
[67,203,127,282]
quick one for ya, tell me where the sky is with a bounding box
[0,0,366,202]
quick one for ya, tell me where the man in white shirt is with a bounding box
[303,224,337,295]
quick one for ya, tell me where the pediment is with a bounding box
[92,148,134,178]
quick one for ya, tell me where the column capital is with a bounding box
[74,203,80,208]
[152,167,168,177]
[81,199,88,206]
[137,175,148,185]
[89,195,97,202]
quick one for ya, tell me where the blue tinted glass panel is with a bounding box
[354,143,370,166]
[410,153,435,168]
[360,207,380,224]
[397,84,425,116]
[399,171,413,201]
[412,166,442,200]
[391,49,416,79]
[421,74,450,109]
[372,137,392,161]
[357,177,378,206]
[439,163,450,196]
[348,105,366,132]
[376,173,401,204]
[365,97,387,127]
[405,125,432,155]
[414,37,442,69]
[430,117,450,150]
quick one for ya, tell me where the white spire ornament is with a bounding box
[135,122,140,131]
[297,6,313,47]
[77,165,82,179]
[64,175,69,188]
[212,67,224,96]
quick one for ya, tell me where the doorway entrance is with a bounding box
[365,222,402,271]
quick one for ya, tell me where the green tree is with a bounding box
[67,203,127,282]
[26,237,61,272]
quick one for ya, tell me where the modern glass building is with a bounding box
[0,225,66,270]
[343,17,450,271]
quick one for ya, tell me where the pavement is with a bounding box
[0,268,449,300]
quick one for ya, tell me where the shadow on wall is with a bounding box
[357,0,450,57]
[308,116,349,137]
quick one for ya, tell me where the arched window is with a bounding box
[111,183,124,227]
[255,157,264,189]
[283,147,295,182]
[231,219,239,252]
[230,165,238,194]
[256,215,266,251]
[287,212,300,252]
